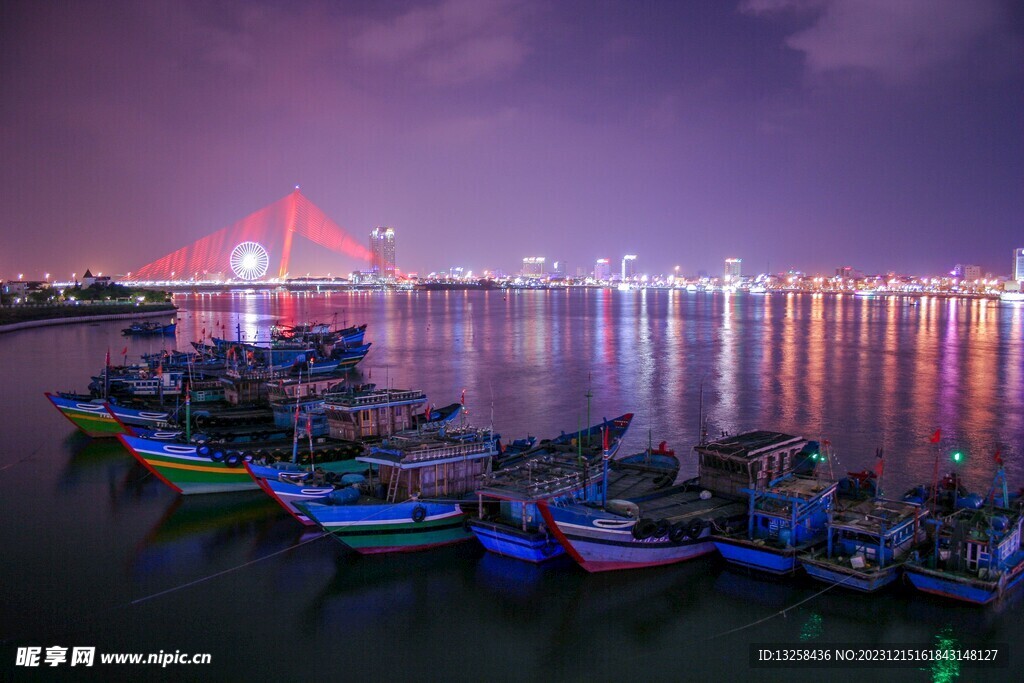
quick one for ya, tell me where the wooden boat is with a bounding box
[905,508,1024,604]
[539,431,816,572]
[249,389,466,524]
[118,434,262,495]
[45,392,127,438]
[297,428,502,554]
[122,320,176,336]
[465,414,638,563]
[712,474,839,575]
[904,471,1024,605]
[800,498,928,592]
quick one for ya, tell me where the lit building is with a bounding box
[369,227,396,278]
[522,257,546,277]
[551,260,566,277]
[594,258,611,281]
[622,254,637,281]
[1015,248,1024,281]
[963,265,981,281]
[724,258,742,283]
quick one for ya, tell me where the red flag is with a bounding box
[121,346,128,356]
[156,362,163,377]
[105,348,111,367]
[930,429,941,444]
[995,449,1003,466]
[602,426,609,452]
[461,389,466,406]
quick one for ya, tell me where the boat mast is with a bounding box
[291,365,302,464]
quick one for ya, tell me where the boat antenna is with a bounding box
[291,365,301,464]
[698,374,707,446]
[307,410,315,472]
[586,373,593,449]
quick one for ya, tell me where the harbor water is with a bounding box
[1,289,1022,681]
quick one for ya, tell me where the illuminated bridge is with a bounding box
[125,189,371,282]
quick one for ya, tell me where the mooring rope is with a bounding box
[707,570,859,640]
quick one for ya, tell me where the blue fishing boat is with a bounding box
[712,474,839,575]
[540,431,816,572]
[249,387,464,524]
[245,462,371,525]
[466,414,644,563]
[904,493,1024,605]
[800,498,927,592]
[122,320,176,336]
[297,428,501,554]
[106,401,176,431]
[905,513,1024,605]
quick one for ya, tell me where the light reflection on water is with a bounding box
[1,289,1022,680]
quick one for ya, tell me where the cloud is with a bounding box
[349,0,533,86]
[742,0,1015,82]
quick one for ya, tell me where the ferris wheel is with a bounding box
[229,241,270,280]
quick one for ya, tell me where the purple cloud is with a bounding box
[743,0,1014,82]
[349,0,533,86]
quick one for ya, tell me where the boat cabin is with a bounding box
[824,498,926,569]
[359,431,498,502]
[323,386,427,441]
[742,475,838,547]
[696,431,809,498]
[930,507,1023,579]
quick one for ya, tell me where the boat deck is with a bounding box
[630,484,747,526]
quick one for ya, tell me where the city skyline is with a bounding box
[2,1,1022,280]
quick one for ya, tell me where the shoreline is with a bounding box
[0,305,177,334]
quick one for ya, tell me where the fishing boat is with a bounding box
[122,320,176,336]
[712,474,839,575]
[118,433,262,495]
[539,431,816,572]
[245,463,372,525]
[904,468,1024,605]
[466,414,638,563]
[247,387,465,524]
[45,392,127,438]
[297,428,502,554]
[902,472,985,514]
[800,498,928,592]
[904,506,1024,604]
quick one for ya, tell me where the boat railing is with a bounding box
[324,389,425,408]
[391,440,495,463]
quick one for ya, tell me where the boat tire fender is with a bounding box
[687,518,704,540]
[632,518,657,540]
[653,519,670,538]
[224,452,242,468]
[669,523,688,544]
[211,450,226,462]
[197,445,211,457]
[412,505,427,523]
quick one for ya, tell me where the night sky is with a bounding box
[2,0,1022,281]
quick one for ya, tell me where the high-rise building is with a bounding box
[724,258,742,283]
[1015,248,1024,281]
[369,227,396,278]
[551,260,566,277]
[622,255,637,281]
[594,258,610,281]
[522,257,546,277]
